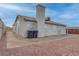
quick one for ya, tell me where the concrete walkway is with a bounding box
[6,31,33,48]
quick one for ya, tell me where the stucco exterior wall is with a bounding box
[0,20,5,39]
[36,5,45,37]
[14,18,37,37]
[0,28,2,39]
[44,24,57,36]
[44,24,66,36]
[56,26,66,35]
[13,18,66,38]
[20,21,37,37]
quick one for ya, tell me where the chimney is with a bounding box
[36,4,45,37]
[45,17,50,21]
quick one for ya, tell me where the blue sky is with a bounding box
[0,3,79,27]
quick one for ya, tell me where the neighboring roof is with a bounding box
[0,19,3,24]
[67,27,79,29]
[13,15,66,27]
[0,19,4,28]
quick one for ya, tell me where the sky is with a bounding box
[0,3,79,27]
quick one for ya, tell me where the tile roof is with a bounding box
[67,27,79,29]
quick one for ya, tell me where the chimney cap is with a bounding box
[36,4,45,8]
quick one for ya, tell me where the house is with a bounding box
[66,27,79,34]
[0,19,5,39]
[13,4,66,38]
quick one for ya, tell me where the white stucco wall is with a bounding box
[45,24,56,36]
[36,5,45,37]
[20,22,37,37]
[15,18,37,37]
[0,28,2,39]
[44,24,66,36]
[0,20,5,39]
[56,25,66,35]
[14,18,66,38]
[13,20,19,35]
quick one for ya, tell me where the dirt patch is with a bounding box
[0,31,79,56]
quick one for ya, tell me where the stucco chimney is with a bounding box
[36,4,45,37]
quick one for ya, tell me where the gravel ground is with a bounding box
[0,31,79,56]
